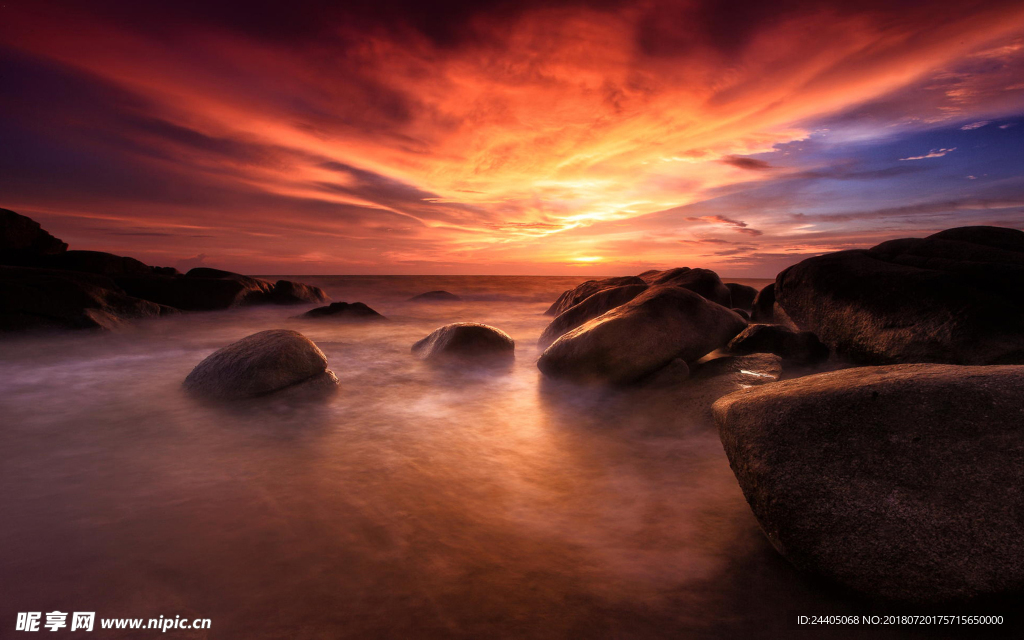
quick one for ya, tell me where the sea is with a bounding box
[0,275,1008,639]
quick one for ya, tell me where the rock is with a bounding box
[640,267,733,307]
[537,286,747,385]
[185,267,273,301]
[0,266,171,331]
[726,324,829,365]
[116,274,262,311]
[412,323,514,363]
[637,358,691,388]
[730,308,750,320]
[300,302,386,321]
[183,329,337,400]
[725,283,758,310]
[544,276,647,316]
[0,208,67,262]
[775,226,1024,364]
[750,283,775,323]
[666,354,783,420]
[35,250,158,277]
[409,290,462,302]
[713,364,1024,603]
[269,279,328,305]
[537,284,648,348]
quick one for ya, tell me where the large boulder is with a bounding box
[183,330,337,400]
[412,323,514,363]
[726,323,829,365]
[537,284,648,348]
[713,364,1024,603]
[300,301,385,321]
[750,283,775,323]
[544,276,647,316]
[409,290,461,302]
[725,283,758,311]
[639,268,732,307]
[0,266,171,331]
[268,279,328,305]
[0,208,67,262]
[775,226,1024,364]
[537,286,747,385]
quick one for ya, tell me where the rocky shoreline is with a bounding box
[4,207,1024,606]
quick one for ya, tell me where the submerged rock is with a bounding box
[537,286,747,385]
[300,301,386,321]
[183,329,337,400]
[775,226,1024,364]
[0,266,172,331]
[409,290,462,302]
[537,284,648,348]
[725,283,758,311]
[412,322,514,363]
[726,323,829,365]
[544,276,647,316]
[713,364,1024,603]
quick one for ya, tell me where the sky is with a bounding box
[1,0,1023,276]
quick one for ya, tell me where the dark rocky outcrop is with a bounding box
[537,286,747,385]
[774,226,1024,364]
[31,250,163,277]
[537,284,648,348]
[183,329,337,400]
[412,323,514,363]
[117,273,262,311]
[725,283,758,311]
[1,210,331,330]
[726,323,829,365]
[0,266,172,331]
[639,267,732,307]
[750,283,775,323]
[409,290,462,302]
[544,276,646,316]
[713,364,1024,603]
[267,279,328,305]
[300,302,386,321]
[730,308,750,320]
[0,208,67,261]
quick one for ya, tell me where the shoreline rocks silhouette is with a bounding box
[713,363,1024,603]
[774,226,1024,365]
[183,329,338,400]
[1,209,327,331]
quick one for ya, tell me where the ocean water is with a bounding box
[0,276,1004,638]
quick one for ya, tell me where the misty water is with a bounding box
[0,276,1007,638]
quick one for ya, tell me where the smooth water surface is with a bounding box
[2,276,1004,638]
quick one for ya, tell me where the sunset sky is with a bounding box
[2,0,1024,276]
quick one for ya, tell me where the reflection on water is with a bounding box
[0,276,1006,638]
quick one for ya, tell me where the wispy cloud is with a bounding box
[899,148,957,161]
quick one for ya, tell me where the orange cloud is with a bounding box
[1,1,1023,275]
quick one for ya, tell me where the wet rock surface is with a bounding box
[183,329,337,400]
[714,363,1024,603]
